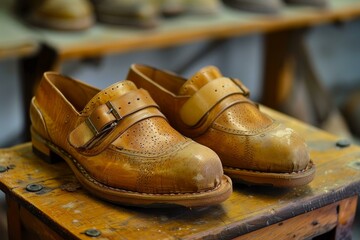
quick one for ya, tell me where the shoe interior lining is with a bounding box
[46,73,99,112]
[136,65,186,96]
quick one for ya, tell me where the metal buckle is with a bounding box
[85,101,122,137]
[106,101,122,121]
[85,117,100,136]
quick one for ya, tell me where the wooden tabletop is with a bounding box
[0,107,360,239]
[30,0,360,61]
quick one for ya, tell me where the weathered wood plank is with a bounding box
[233,199,339,240]
[6,196,22,240]
[0,109,359,239]
[335,196,358,240]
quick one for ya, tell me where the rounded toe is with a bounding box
[176,142,224,192]
[258,125,311,173]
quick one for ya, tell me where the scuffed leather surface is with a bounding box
[31,72,225,194]
[127,64,311,173]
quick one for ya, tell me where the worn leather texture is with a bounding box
[30,72,232,206]
[127,64,315,187]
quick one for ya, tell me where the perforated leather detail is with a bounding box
[82,81,137,114]
[213,102,273,133]
[114,117,186,154]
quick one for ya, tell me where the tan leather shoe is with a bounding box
[30,72,232,207]
[127,64,316,187]
[16,0,94,31]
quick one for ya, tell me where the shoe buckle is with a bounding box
[106,101,122,121]
[85,101,122,137]
[85,117,101,136]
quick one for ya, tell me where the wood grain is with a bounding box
[0,108,360,239]
[233,197,341,240]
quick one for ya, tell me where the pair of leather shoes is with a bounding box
[31,65,315,207]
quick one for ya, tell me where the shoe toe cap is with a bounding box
[257,125,310,173]
[88,141,224,195]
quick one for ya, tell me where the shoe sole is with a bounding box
[31,127,232,207]
[223,161,316,187]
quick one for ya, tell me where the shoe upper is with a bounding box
[127,64,311,173]
[30,72,225,194]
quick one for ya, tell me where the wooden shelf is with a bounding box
[1,0,359,61]
[29,0,360,61]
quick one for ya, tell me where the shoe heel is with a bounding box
[31,133,62,164]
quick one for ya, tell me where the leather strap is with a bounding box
[179,77,249,126]
[231,78,250,97]
[69,89,159,149]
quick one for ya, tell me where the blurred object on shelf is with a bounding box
[14,0,94,31]
[222,0,329,14]
[91,0,159,28]
[284,0,328,8]
[341,89,360,138]
[157,0,186,17]
[182,0,221,15]
[156,0,221,17]
[222,0,282,14]
[90,0,221,29]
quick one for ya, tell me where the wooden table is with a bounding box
[0,108,359,239]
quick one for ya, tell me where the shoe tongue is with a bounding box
[83,80,137,112]
[178,66,223,96]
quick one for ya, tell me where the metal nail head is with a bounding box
[84,229,101,237]
[336,139,351,148]
[26,184,43,192]
[0,166,7,173]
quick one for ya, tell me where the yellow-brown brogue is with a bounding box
[127,64,315,187]
[30,72,232,207]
